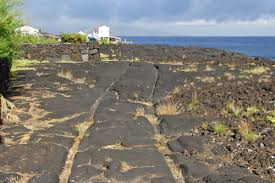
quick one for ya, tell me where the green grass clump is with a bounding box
[212,122,228,135]
[267,115,275,124]
[245,106,259,117]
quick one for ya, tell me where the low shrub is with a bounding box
[16,34,58,44]
[60,32,86,43]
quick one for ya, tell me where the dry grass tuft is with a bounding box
[57,69,86,84]
[223,100,242,117]
[102,143,130,150]
[205,65,215,71]
[146,115,159,125]
[120,161,134,172]
[154,134,168,147]
[59,121,93,183]
[224,72,235,80]
[187,91,199,111]
[57,69,74,80]
[156,101,180,116]
[196,76,216,83]
[172,85,182,94]
[134,106,145,118]
[133,106,159,125]
[242,66,270,75]
[239,121,257,142]
[175,65,198,72]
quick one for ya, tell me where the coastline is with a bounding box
[119,36,275,61]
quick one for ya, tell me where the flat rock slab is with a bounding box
[160,115,203,135]
[71,93,175,182]
[168,136,207,153]
[113,62,158,101]
[0,143,67,181]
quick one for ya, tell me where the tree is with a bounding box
[0,0,22,61]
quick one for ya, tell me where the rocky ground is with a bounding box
[0,57,274,183]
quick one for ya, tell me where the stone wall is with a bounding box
[20,43,251,63]
[20,43,100,62]
[100,44,247,63]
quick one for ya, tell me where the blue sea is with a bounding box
[120,36,275,60]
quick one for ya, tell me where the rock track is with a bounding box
[0,61,273,183]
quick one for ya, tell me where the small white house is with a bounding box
[92,25,110,40]
[16,25,40,35]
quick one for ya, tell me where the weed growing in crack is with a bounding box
[134,106,145,119]
[134,106,159,125]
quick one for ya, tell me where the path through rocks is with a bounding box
[0,61,273,183]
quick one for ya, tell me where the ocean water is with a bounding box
[120,36,275,60]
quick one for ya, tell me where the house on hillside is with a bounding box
[91,25,121,44]
[16,25,40,35]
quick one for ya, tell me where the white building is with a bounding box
[91,25,121,43]
[16,25,40,35]
[92,25,110,40]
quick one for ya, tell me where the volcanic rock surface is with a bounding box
[0,53,274,183]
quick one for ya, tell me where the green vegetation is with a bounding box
[10,59,46,77]
[0,0,22,61]
[100,37,110,44]
[60,32,86,43]
[100,53,110,61]
[212,122,228,135]
[239,121,257,142]
[266,111,275,124]
[16,34,58,44]
[245,106,259,117]
[201,122,209,130]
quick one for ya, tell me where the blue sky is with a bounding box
[22,0,275,36]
